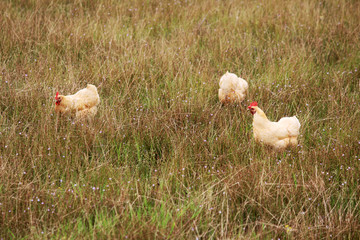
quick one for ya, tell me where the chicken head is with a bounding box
[248,101,258,115]
[55,92,62,106]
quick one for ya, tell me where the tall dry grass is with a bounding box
[0,0,359,239]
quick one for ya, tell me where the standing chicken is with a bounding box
[55,84,100,120]
[248,102,301,150]
[218,72,248,104]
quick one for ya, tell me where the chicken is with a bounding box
[218,72,248,104]
[248,102,301,150]
[55,84,100,120]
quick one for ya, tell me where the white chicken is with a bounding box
[218,72,248,104]
[248,102,301,150]
[55,84,100,120]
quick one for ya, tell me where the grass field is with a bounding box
[1,0,360,239]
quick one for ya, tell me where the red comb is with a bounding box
[55,92,59,99]
[248,101,258,109]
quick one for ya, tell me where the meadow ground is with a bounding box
[1,0,359,239]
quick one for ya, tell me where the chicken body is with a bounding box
[55,84,100,119]
[250,106,301,150]
[218,72,248,104]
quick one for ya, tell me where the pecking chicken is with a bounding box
[55,84,100,120]
[248,102,301,150]
[218,72,248,104]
